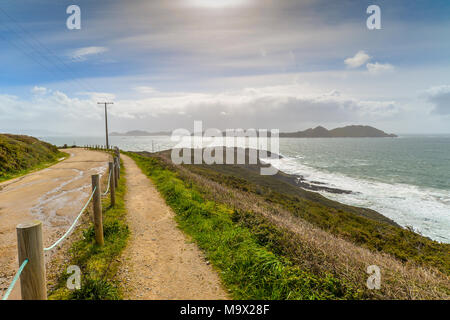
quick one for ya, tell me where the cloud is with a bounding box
[134,86,158,94]
[110,1,369,75]
[78,91,116,101]
[366,62,394,74]
[31,86,49,95]
[426,85,450,115]
[114,87,400,131]
[0,84,400,134]
[344,51,371,68]
[69,46,109,61]
[1,1,448,134]
[344,52,394,75]
[186,0,252,8]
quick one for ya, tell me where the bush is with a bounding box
[70,278,120,300]
[0,134,64,181]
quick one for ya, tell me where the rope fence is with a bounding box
[1,259,28,301]
[1,150,121,300]
[101,169,112,196]
[44,186,96,251]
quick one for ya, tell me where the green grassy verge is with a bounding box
[0,134,67,182]
[185,162,450,275]
[48,159,129,300]
[126,152,361,300]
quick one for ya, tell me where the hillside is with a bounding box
[127,148,449,299]
[0,134,65,181]
[110,130,171,136]
[280,125,397,138]
[110,125,396,138]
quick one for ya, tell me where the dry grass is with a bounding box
[158,154,449,300]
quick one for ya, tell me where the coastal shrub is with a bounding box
[182,161,450,275]
[0,134,65,181]
[70,278,120,300]
[129,151,450,299]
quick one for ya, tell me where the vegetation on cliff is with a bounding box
[127,150,449,299]
[0,134,65,182]
[280,125,397,138]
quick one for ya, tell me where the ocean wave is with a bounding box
[265,157,450,243]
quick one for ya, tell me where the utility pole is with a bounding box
[98,102,113,150]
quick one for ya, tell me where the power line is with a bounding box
[0,21,85,94]
[0,6,107,97]
[0,29,73,93]
[0,6,101,93]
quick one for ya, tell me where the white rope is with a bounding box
[1,259,28,300]
[102,169,112,196]
[44,186,96,251]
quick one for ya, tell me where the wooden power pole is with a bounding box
[98,102,113,150]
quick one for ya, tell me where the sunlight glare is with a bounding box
[187,0,250,8]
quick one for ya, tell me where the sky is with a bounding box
[1,0,450,135]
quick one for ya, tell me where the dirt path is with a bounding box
[0,148,111,299]
[118,155,228,300]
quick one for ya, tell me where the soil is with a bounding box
[117,154,228,300]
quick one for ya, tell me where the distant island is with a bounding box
[111,125,396,138]
[110,130,171,136]
[279,125,397,138]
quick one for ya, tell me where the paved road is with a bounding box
[0,148,111,299]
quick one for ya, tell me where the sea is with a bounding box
[41,134,450,243]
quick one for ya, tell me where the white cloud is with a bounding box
[134,86,158,94]
[344,51,371,68]
[366,62,394,74]
[186,0,252,8]
[344,52,394,75]
[31,86,49,95]
[425,85,450,96]
[78,91,116,101]
[426,85,450,115]
[0,84,400,134]
[69,46,109,61]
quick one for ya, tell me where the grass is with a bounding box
[128,151,449,299]
[48,158,129,300]
[126,152,361,300]
[0,134,67,182]
[181,159,450,275]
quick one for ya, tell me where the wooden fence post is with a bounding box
[91,174,104,246]
[113,157,119,187]
[116,156,120,180]
[109,162,116,207]
[16,220,47,300]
